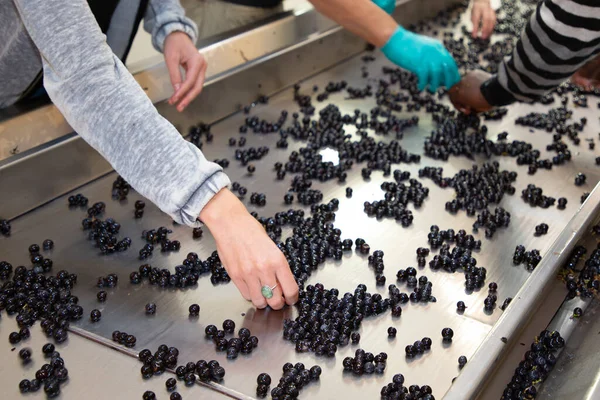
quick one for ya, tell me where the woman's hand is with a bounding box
[471,0,496,40]
[448,70,494,114]
[199,189,299,310]
[163,32,208,112]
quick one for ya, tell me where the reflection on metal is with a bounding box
[318,148,340,166]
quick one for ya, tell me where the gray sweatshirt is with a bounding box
[1,0,230,227]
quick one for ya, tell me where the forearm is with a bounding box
[14,0,229,226]
[482,0,600,106]
[308,0,398,47]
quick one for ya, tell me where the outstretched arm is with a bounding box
[309,0,398,47]
[13,0,297,310]
[309,0,460,92]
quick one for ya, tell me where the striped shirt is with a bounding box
[481,0,600,106]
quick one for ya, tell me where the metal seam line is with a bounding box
[68,326,256,400]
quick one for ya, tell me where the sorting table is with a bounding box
[2,2,600,399]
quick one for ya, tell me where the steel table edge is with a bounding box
[443,182,600,400]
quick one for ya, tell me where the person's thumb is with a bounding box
[456,102,472,114]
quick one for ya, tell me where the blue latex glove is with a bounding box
[381,26,460,92]
[372,0,395,14]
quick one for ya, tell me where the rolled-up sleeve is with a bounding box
[13,0,229,227]
[144,0,199,52]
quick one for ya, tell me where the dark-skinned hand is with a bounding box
[448,70,494,114]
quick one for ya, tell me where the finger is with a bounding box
[450,98,468,114]
[416,68,429,92]
[453,99,472,114]
[231,275,251,301]
[177,59,207,112]
[268,282,285,310]
[276,264,299,306]
[260,274,285,310]
[443,63,458,90]
[220,258,251,301]
[482,10,496,39]
[165,55,183,105]
[429,63,441,93]
[172,55,202,106]
[471,8,482,38]
[247,276,268,309]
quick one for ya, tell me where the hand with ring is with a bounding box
[199,189,299,309]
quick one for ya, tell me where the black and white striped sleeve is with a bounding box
[481,0,600,106]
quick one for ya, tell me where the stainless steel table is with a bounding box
[2,1,600,399]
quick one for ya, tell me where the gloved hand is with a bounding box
[372,0,395,14]
[381,26,460,92]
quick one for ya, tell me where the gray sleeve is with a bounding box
[12,0,229,227]
[144,0,199,52]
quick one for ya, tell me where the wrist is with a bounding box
[381,26,405,51]
[199,188,244,232]
[480,76,515,107]
[154,20,198,52]
[165,31,190,45]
